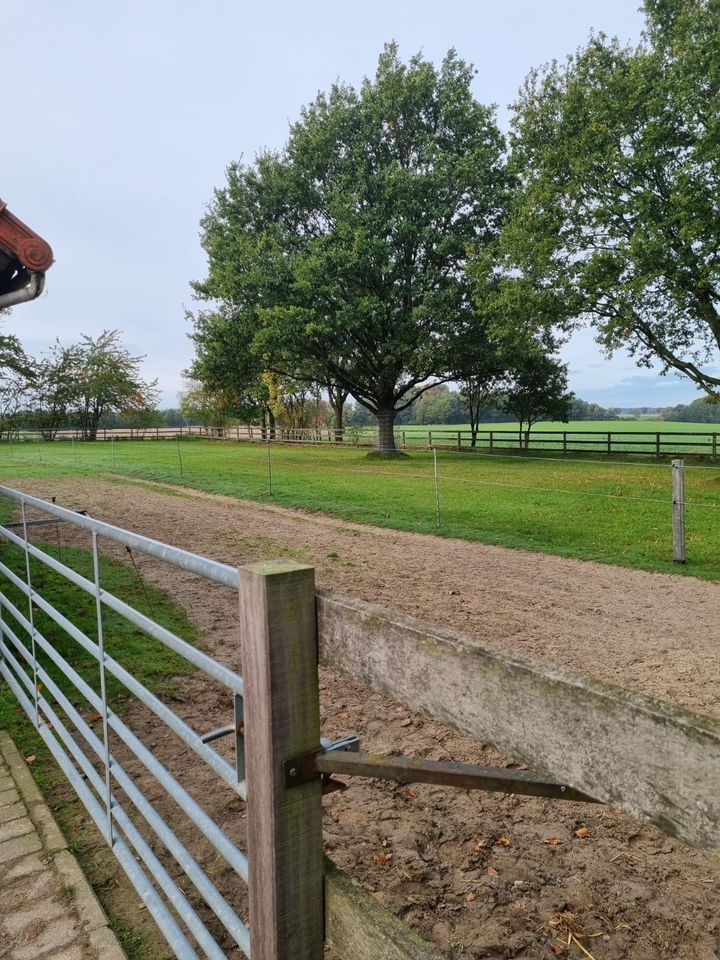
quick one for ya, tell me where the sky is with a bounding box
[2,0,701,409]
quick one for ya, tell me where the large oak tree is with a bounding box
[496,0,720,396]
[193,44,508,450]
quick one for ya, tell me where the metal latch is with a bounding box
[284,736,599,804]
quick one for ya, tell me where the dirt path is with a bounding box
[17,476,720,959]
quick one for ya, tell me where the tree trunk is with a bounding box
[266,406,276,440]
[333,402,344,442]
[327,383,348,443]
[376,408,397,452]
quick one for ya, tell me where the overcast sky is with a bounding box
[3,0,700,409]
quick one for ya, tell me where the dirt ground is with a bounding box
[17,475,720,960]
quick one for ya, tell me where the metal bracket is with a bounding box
[284,741,599,804]
[284,735,360,788]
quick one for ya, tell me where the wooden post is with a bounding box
[656,433,661,458]
[563,431,567,455]
[433,448,440,527]
[489,431,493,453]
[713,432,717,461]
[428,430,432,448]
[672,459,686,564]
[457,431,461,451]
[239,560,324,960]
[402,430,406,449]
[607,432,612,457]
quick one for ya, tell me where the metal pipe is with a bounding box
[0,641,248,957]
[0,660,200,960]
[0,597,249,879]
[0,525,244,693]
[0,561,243,790]
[0,484,240,588]
[0,271,45,309]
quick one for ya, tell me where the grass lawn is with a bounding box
[2,436,720,580]
[372,419,720,455]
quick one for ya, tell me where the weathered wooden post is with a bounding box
[433,448,440,527]
[239,560,324,960]
[672,458,686,564]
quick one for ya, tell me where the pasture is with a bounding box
[3,435,720,580]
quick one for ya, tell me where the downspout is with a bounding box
[0,271,45,310]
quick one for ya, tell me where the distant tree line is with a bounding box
[661,399,720,424]
[0,330,157,440]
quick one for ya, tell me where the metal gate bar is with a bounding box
[0,485,253,958]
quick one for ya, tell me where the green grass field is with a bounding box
[2,434,720,580]
[368,419,720,456]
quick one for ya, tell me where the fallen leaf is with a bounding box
[545,837,563,846]
[329,810,340,823]
[402,787,417,799]
[485,866,499,877]
[494,836,511,846]
[24,754,36,764]
[375,852,393,865]
[464,891,477,902]
[575,827,591,839]
[88,713,103,723]
[472,841,485,853]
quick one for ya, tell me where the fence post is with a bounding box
[656,433,661,458]
[457,431,461,451]
[239,560,324,960]
[428,430,432,448]
[713,433,717,461]
[672,459,686,564]
[433,448,440,527]
[607,432,612,457]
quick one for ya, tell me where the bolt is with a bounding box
[288,767,298,778]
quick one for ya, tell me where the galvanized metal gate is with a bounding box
[0,486,266,959]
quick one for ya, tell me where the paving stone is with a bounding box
[0,802,27,825]
[4,897,66,935]
[0,831,42,865]
[0,851,47,882]
[0,731,126,959]
[41,946,86,960]
[0,865,57,911]
[0,787,21,808]
[10,915,78,960]
[0,817,35,844]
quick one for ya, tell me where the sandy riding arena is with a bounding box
[22,476,720,959]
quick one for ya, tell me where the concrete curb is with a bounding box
[0,731,127,960]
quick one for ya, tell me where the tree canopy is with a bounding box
[492,0,720,396]
[193,43,508,450]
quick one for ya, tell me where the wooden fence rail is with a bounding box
[4,424,720,458]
